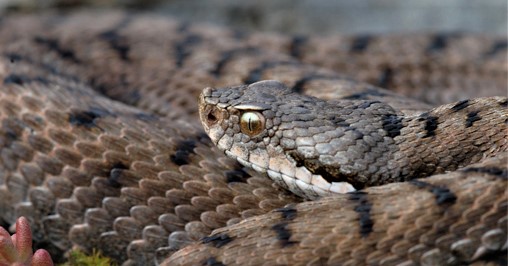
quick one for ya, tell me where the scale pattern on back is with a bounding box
[0,11,506,265]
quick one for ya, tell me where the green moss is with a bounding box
[59,249,115,266]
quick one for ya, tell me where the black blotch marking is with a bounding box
[271,222,296,247]
[1,120,21,143]
[476,250,508,265]
[484,40,507,57]
[201,233,233,248]
[34,37,80,63]
[451,99,470,112]
[174,34,202,67]
[348,191,374,237]
[274,206,297,220]
[462,167,508,179]
[204,257,226,266]
[68,107,111,128]
[500,99,508,107]
[350,35,373,53]
[98,17,132,61]
[170,139,197,166]
[91,81,107,96]
[97,79,137,103]
[418,113,439,138]
[465,111,481,128]
[426,34,448,53]
[357,100,381,109]
[211,47,259,77]
[4,74,27,85]
[225,168,250,183]
[377,66,393,89]
[107,163,129,188]
[291,74,340,94]
[99,30,130,61]
[5,130,18,142]
[244,61,299,84]
[410,180,457,205]
[430,187,457,205]
[3,74,49,86]
[289,35,308,58]
[324,115,350,127]
[381,114,403,138]
[8,53,22,63]
[342,88,388,100]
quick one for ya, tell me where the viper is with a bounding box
[0,11,506,265]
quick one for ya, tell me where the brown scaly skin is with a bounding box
[167,155,508,266]
[0,11,505,117]
[0,12,506,265]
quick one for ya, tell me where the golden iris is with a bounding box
[240,112,265,136]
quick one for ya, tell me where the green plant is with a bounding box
[0,216,54,266]
[60,249,113,266]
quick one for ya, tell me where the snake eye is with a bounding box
[240,111,265,136]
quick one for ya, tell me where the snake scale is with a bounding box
[0,11,506,265]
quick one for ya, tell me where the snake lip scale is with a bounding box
[0,11,506,266]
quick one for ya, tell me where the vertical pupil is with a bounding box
[241,112,264,136]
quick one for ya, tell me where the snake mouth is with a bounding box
[225,149,356,200]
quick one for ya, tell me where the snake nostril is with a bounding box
[207,112,217,123]
[206,108,220,126]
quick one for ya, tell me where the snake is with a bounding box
[0,11,506,266]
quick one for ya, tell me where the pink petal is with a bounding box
[0,227,14,263]
[0,235,16,263]
[14,217,33,261]
[0,227,9,239]
[11,233,16,247]
[31,249,54,266]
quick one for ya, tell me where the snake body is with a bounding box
[0,11,506,265]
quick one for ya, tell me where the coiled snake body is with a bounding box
[0,11,506,265]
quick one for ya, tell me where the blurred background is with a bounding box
[1,0,506,36]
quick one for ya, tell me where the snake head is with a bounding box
[198,80,356,200]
